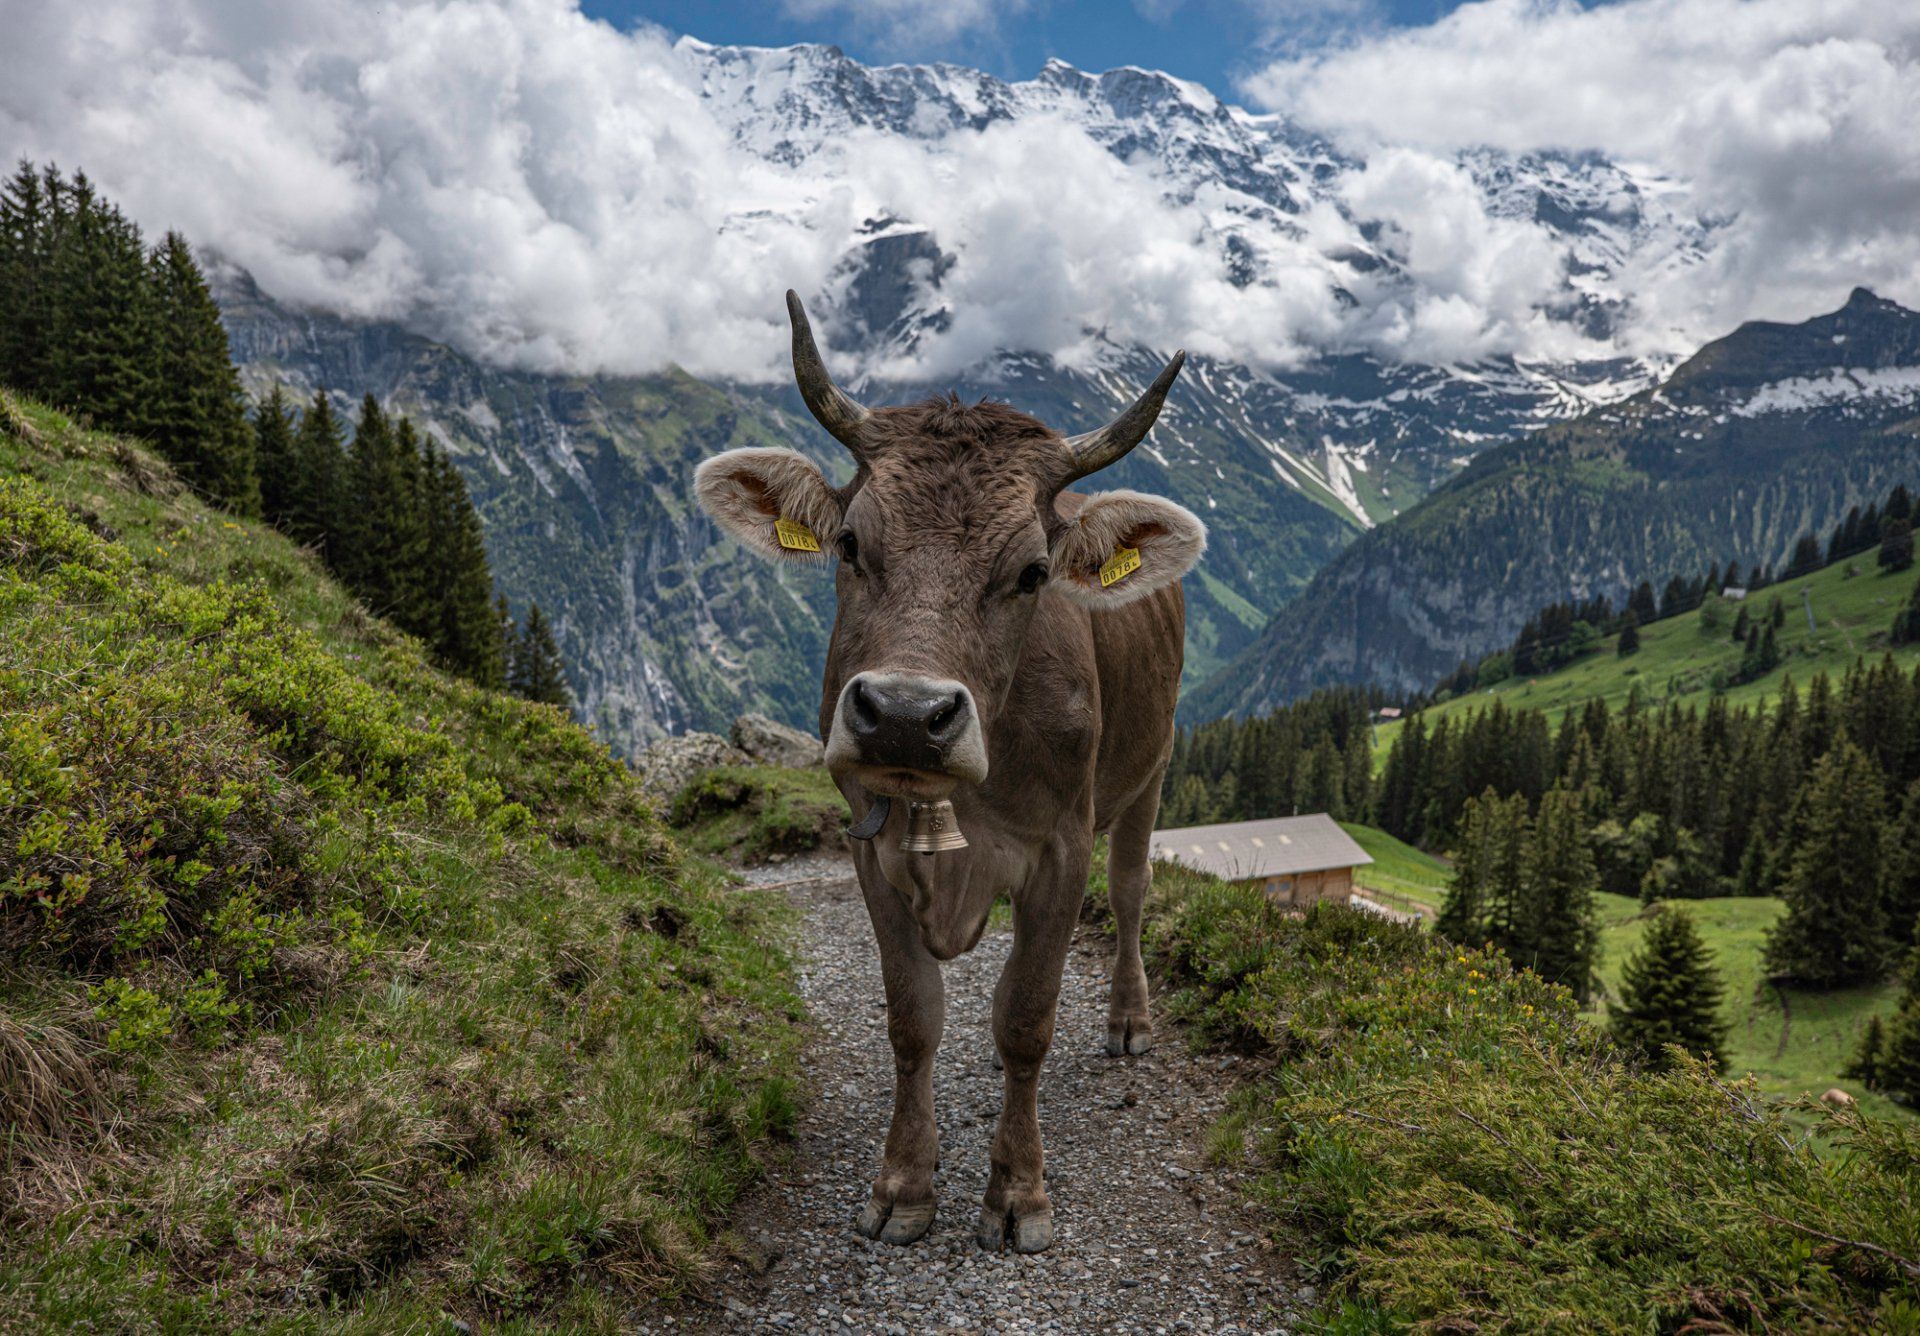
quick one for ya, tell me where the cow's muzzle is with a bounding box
[825,671,989,798]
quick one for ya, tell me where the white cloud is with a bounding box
[2,0,1914,386]
[1241,0,1920,350]
[0,0,1371,381]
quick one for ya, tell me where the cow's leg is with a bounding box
[854,866,945,1245]
[978,842,1086,1254]
[1104,771,1163,1056]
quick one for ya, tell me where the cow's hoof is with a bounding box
[1105,1018,1153,1057]
[856,1198,935,1245]
[977,1206,1054,1253]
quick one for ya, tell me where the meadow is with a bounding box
[1377,549,1920,753]
[1336,818,1904,1114]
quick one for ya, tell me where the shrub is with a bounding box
[1147,889,1920,1331]
[666,765,844,864]
[0,400,802,1329]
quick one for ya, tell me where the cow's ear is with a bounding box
[1049,490,1207,607]
[694,448,843,564]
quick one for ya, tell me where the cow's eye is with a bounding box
[1017,561,1049,594]
[836,531,861,570]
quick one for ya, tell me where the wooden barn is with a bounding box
[1149,813,1373,908]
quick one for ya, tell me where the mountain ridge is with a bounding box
[1192,289,1920,721]
[211,37,1807,754]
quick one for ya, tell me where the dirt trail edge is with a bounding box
[656,853,1304,1336]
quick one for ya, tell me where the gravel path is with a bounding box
[653,853,1302,1336]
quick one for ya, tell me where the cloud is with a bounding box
[2,0,1913,387]
[0,0,1373,382]
[777,0,1034,50]
[1240,0,1920,350]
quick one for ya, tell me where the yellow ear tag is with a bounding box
[1098,546,1142,588]
[774,517,822,553]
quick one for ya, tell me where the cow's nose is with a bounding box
[846,674,974,771]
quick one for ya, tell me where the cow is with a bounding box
[693,292,1205,1255]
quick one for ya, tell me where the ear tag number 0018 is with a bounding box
[1099,546,1141,588]
[775,517,821,553]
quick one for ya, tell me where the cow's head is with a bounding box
[695,292,1205,802]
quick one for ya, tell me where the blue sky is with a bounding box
[584,0,1524,98]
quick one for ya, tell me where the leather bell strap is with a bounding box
[846,793,893,841]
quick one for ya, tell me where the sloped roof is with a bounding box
[1149,813,1373,882]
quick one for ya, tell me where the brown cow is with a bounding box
[694,292,1204,1254]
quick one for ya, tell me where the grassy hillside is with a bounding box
[1590,894,1903,1117]
[1143,882,1920,1332]
[1325,827,1904,1114]
[1379,550,1920,753]
[667,766,846,866]
[1342,821,1450,916]
[1194,289,1920,724]
[0,393,799,1332]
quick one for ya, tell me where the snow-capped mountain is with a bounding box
[672,39,1700,541]
[220,41,1772,753]
[1192,288,1920,721]
[678,38,1698,380]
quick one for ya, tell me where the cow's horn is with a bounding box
[1059,351,1186,481]
[787,289,871,456]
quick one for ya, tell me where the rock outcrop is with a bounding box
[730,713,826,769]
[635,731,749,801]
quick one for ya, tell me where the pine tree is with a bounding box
[1880,514,1915,573]
[1730,603,1750,643]
[0,161,58,395]
[509,602,571,708]
[1616,613,1640,657]
[1895,580,1920,646]
[1786,534,1824,579]
[252,386,298,529]
[1518,785,1601,1002]
[1844,1013,1886,1089]
[1873,951,1920,1104]
[1660,575,1693,620]
[1438,789,1527,945]
[338,397,428,625]
[1608,904,1728,1072]
[1883,780,1920,949]
[1628,580,1657,625]
[1735,829,1775,898]
[143,231,258,514]
[1764,739,1892,987]
[291,390,346,557]
[421,443,505,688]
[43,172,154,434]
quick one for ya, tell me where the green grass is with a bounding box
[1590,893,1904,1118]
[1329,825,1904,1114]
[1143,881,1920,1333]
[667,765,847,866]
[1342,821,1450,915]
[1378,552,1920,755]
[0,393,801,1331]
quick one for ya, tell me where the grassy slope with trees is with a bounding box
[1377,546,1920,753]
[1193,287,1920,723]
[1129,879,1920,1333]
[0,394,799,1332]
[1349,840,1905,1115]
